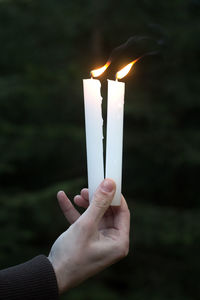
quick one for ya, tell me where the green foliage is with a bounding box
[0,0,199,299]
[0,177,84,267]
[60,201,200,300]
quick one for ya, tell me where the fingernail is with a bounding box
[101,179,114,193]
[57,191,65,198]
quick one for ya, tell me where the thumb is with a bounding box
[85,178,116,225]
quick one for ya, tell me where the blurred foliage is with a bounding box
[65,201,200,300]
[0,0,200,299]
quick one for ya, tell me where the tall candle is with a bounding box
[83,79,104,202]
[106,79,125,206]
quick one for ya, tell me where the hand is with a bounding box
[48,178,130,294]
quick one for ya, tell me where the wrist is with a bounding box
[48,256,66,294]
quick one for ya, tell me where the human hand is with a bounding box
[48,178,130,294]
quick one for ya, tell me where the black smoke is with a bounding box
[104,35,164,79]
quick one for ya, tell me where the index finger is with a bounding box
[113,195,130,235]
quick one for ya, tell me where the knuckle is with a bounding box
[73,219,82,230]
[74,218,85,230]
[76,218,93,231]
[93,193,110,208]
[117,239,130,258]
[124,239,130,256]
[125,207,131,218]
[80,219,89,230]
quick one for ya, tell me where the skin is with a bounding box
[48,178,130,294]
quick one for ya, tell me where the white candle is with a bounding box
[83,78,104,202]
[106,79,125,206]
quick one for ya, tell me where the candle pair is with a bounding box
[83,78,124,206]
[83,61,136,206]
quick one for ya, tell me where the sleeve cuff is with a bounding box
[0,255,59,300]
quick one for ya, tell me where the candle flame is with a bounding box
[91,62,110,78]
[116,58,139,80]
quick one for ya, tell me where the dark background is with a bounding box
[0,0,200,299]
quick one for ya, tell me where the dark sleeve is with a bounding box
[0,255,59,300]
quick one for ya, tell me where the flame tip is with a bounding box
[90,62,110,78]
[116,58,140,80]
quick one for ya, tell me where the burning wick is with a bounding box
[90,62,110,78]
[116,58,139,80]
